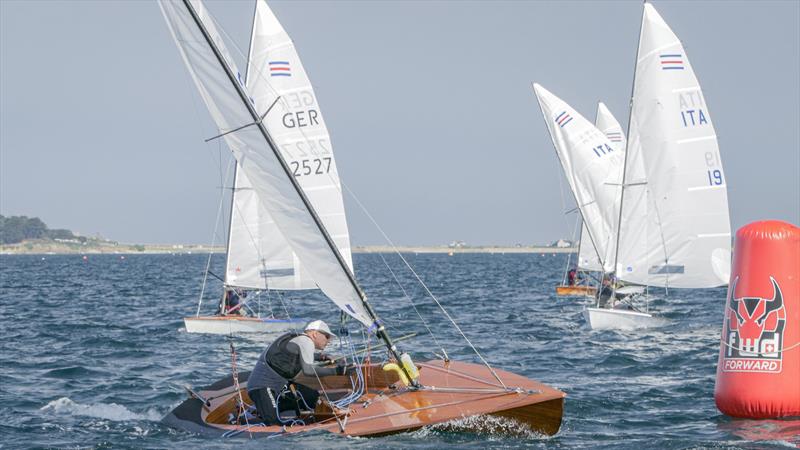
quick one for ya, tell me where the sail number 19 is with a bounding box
[707,169,723,186]
[705,151,723,186]
[291,157,332,177]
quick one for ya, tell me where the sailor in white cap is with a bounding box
[247,320,350,425]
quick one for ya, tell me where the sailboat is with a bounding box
[534,86,625,305]
[556,102,628,298]
[184,0,354,335]
[160,0,565,437]
[583,3,732,329]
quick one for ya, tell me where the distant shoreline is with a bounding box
[1,241,576,255]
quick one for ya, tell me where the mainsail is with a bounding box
[577,102,628,272]
[614,3,731,288]
[534,84,624,273]
[225,0,353,290]
[159,0,373,327]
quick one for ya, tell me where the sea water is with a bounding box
[1,253,797,449]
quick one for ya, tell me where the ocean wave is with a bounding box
[413,414,549,439]
[40,397,161,422]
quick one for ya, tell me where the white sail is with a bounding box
[225,0,353,290]
[534,84,624,273]
[577,102,628,272]
[595,102,627,152]
[615,3,731,288]
[159,0,373,327]
[225,166,312,290]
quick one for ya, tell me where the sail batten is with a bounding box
[159,0,372,326]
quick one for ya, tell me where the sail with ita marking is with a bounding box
[615,3,731,288]
[225,0,353,290]
[534,84,624,273]
[159,0,372,326]
[577,102,627,272]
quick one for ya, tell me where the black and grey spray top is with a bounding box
[247,332,337,391]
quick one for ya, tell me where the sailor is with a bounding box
[567,267,578,286]
[597,276,615,307]
[247,320,349,425]
[221,289,246,316]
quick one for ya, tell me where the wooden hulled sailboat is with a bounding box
[584,3,732,329]
[164,361,565,438]
[185,0,353,335]
[160,0,564,437]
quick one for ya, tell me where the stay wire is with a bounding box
[376,252,447,360]
[197,151,235,316]
[341,182,506,388]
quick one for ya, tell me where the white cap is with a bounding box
[305,320,336,338]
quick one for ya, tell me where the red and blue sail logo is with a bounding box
[555,111,573,128]
[659,54,685,70]
[605,131,623,143]
[269,61,291,77]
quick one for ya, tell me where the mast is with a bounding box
[222,0,255,292]
[610,2,646,284]
[181,0,414,383]
[222,163,238,288]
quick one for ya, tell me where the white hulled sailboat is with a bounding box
[584,3,731,329]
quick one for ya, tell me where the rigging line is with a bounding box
[228,338,253,439]
[341,182,506,388]
[377,252,448,359]
[197,154,236,316]
[650,194,671,296]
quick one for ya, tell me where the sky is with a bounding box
[1,0,798,246]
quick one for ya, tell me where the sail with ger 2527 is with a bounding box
[225,0,353,291]
[159,0,372,327]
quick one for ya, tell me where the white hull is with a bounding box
[184,316,307,335]
[582,307,659,330]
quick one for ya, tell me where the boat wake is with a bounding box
[40,397,161,422]
[414,414,548,439]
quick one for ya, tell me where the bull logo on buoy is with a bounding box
[722,277,786,373]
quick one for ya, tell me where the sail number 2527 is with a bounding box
[290,157,332,177]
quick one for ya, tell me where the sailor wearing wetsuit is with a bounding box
[247,320,346,425]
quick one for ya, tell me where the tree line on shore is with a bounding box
[0,215,81,244]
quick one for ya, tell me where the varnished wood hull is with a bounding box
[555,285,596,297]
[163,360,565,438]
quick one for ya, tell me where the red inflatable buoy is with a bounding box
[714,220,800,418]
